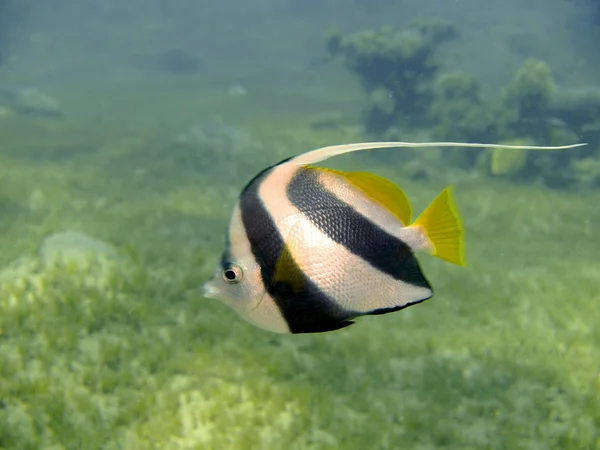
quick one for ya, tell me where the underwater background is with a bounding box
[0,0,599,448]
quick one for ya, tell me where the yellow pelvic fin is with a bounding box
[306,166,412,225]
[272,244,304,294]
[412,186,465,266]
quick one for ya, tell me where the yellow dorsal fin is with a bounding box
[344,171,412,225]
[305,166,412,225]
[412,186,465,266]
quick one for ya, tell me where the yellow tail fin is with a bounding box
[412,186,465,266]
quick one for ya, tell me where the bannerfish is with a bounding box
[202,140,586,334]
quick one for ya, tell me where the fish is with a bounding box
[202,140,586,334]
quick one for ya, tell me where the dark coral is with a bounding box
[326,21,458,133]
[327,22,599,189]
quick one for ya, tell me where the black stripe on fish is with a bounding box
[287,167,432,290]
[219,240,232,269]
[367,297,430,316]
[238,165,357,333]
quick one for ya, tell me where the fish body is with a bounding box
[203,140,586,334]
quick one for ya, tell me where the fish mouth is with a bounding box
[202,282,218,299]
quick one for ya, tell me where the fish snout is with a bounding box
[202,282,219,299]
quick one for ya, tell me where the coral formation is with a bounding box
[505,60,556,121]
[429,72,505,169]
[327,23,600,189]
[326,21,458,133]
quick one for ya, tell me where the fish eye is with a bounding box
[222,264,243,284]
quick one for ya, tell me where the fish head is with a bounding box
[202,253,266,317]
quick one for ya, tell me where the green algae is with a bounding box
[0,80,599,450]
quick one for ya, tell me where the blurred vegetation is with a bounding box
[326,22,600,189]
[325,21,458,132]
[0,74,599,449]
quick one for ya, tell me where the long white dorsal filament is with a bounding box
[291,141,588,166]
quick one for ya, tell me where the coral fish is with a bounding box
[202,140,586,334]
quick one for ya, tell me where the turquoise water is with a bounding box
[0,1,599,449]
